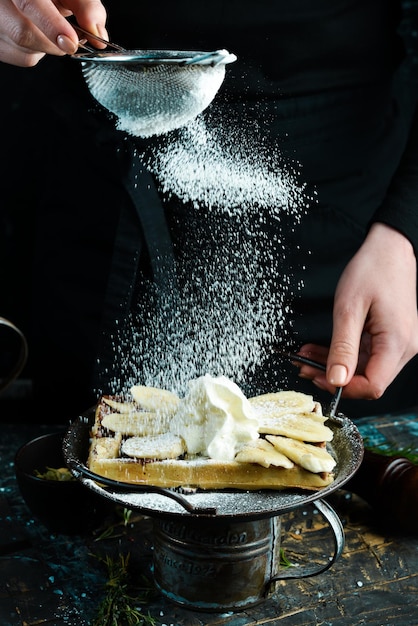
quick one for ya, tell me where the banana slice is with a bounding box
[122,433,185,459]
[249,390,317,417]
[101,412,170,436]
[130,385,180,414]
[102,397,138,413]
[235,438,294,469]
[258,412,333,443]
[266,435,336,474]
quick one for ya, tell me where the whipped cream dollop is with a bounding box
[169,374,259,461]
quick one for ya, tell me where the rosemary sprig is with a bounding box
[94,507,137,542]
[92,553,157,626]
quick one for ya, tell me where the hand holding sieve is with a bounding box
[72,25,237,137]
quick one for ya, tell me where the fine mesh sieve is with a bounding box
[72,27,237,137]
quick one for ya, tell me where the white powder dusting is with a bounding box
[84,475,321,517]
[98,113,314,398]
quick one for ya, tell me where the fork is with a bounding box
[287,352,344,425]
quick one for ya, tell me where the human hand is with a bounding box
[296,222,418,400]
[0,0,107,67]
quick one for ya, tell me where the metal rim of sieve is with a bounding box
[72,49,237,66]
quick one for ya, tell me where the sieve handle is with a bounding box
[71,22,126,51]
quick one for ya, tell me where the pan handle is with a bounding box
[65,452,218,515]
[63,418,218,515]
[0,316,28,394]
[265,498,345,590]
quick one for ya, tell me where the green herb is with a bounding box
[279,547,295,568]
[122,508,133,525]
[34,466,76,481]
[92,553,157,626]
[94,508,136,542]
[363,440,418,465]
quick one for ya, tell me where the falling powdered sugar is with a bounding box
[146,117,305,218]
[99,113,313,399]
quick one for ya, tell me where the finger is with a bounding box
[11,0,107,54]
[350,334,411,399]
[291,344,329,378]
[298,368,373,399]
[295,344,329,366]
[293,343,391,400]
[326,297,366,388]
[291,344,340,394]
[0,41,46,66]
[324,337,405,399]
[57,0,108,42]
[10,0,77,53]
[324,371,382,400]
[0,2,53,65]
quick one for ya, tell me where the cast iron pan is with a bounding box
[63,408,363,520]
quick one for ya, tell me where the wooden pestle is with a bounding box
[344,448,418,535]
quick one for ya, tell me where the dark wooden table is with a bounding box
[1,411,417,626]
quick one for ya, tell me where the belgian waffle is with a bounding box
[87,385,336,492]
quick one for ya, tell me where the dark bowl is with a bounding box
[14,431,114,534]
